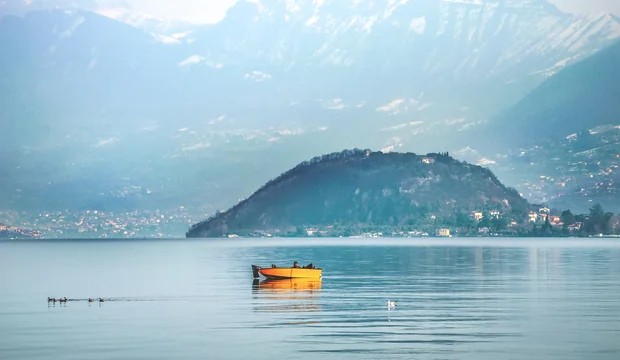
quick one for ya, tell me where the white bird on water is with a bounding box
[387,299,397,308]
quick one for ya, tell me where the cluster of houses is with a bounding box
[0,223,43,238]
[421,157,435,164]
[527,207,582,232]
[469,210,501,221]
[433,206,583,237]
[467,206,583,232]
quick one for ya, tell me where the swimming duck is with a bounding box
[88,298,95,303]
[387,299,397,308]
[99,298,105,302]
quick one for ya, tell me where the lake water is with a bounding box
[1,238,619,360]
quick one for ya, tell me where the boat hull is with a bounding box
[252,265,322,279]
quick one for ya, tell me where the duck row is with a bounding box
[48,297,68,303]
[47,297,105,303]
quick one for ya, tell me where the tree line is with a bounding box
[532,203,619,237]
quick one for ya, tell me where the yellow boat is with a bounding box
[251,264,322,279]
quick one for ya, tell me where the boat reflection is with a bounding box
[252,278,322,313]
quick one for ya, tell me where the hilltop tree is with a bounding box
[541,216,553,236]
[491,217,510,232]
[582,203,613,235]
[560,209,576,225]
[456,212,476,228]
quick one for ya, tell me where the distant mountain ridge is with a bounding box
[1,0,620,218]
[186,149,532,237]
[3,1,620,146]
[480,39,620,151]
[457,39,620,212]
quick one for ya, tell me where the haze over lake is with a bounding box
[1,238,619,360]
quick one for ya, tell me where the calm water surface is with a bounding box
[1,238,619,360]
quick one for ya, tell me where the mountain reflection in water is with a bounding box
[252,278,322,313]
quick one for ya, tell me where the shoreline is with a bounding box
[3,235,620,243]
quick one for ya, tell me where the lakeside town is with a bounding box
[5,201,613,239]
[221,204,618,239]
[0,206,208,239]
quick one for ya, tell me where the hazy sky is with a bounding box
[552,0,620,14]
[121,0,238,24]
[120,0,620,24]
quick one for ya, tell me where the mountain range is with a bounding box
[1,0,620,222]
[479,39,620,151]
[462,39,620,212]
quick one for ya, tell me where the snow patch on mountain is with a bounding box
[477,158,497,166]
[191,0,620,83]
[182,143,211,151]
[59,15,84,37]
[179,55,204,67]
[381,121,424,132]
[319,98,345,110]
[95,137,119,148]
[409,16,426,33]
[530,53,588,77]
[244,71,272,81]
[376,98,422,115]
[151,33,181,44]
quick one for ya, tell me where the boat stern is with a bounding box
[251,264,261,279]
